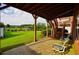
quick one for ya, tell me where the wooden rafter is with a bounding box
[5,3,74,20]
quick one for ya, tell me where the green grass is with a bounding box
[0,31,41,52]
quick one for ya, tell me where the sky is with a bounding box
[0,4,47,25]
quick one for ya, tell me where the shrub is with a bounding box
[42,29,51,36]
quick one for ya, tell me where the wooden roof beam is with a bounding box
[27,4,42,12]
[49,7,73,19]
[33,4,62,14]
[44,4,72,15]
[0,5,10,10]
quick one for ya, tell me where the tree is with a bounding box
[6,24,10,27]
[0,22,5,27]
[37,23,46,31]
[21,24,34,31]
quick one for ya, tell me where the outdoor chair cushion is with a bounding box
[53,44,65,51]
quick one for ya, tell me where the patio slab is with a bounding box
[2,39,75,55]
[2,39,56,55]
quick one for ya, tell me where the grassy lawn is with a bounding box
[0,31,41,52]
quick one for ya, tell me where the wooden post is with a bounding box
[49,19,58,38]
[70,16,75,40]
[51,27,53,37]
[74,5,79,54]
[46,22,48,40]
[62,22,66,40]
[40,31,43,39]
[53,19,58,38]
[32,14,38,42]
[48,20,54,38]
[74,5,79,40]
[70,5,78,40]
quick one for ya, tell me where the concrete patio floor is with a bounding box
[2,39,75,55]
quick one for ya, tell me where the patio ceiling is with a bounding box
[1,3,78,20]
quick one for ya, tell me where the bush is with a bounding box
[42,29,51,36]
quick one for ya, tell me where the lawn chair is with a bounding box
[52,38,71,54]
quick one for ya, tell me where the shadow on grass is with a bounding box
[0,43,25,55]
[1,32,22,40]
[0,43,41,55]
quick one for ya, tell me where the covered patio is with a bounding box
[1,3,79,55]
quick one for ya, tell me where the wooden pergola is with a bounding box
[1,3,79,54]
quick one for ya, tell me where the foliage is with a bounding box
[5,23,47,32]
[42,29,51,36]
[37,23,46,31]
[0,22,5,27]
[6,24,11,27]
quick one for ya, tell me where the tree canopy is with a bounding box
[0,22,5,27]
